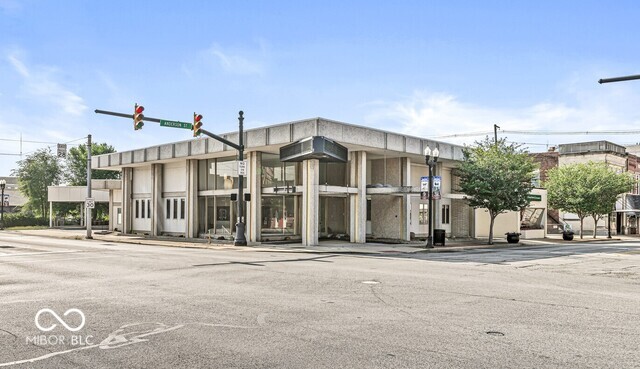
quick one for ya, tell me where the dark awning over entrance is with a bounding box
[280,136,348,163]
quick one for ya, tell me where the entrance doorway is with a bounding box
[261,195,300,238]
[319,195,349,239]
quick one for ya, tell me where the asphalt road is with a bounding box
[0,232,638,368]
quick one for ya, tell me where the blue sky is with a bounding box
[1,0,640,176]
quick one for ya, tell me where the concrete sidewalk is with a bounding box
[4,228,638,255]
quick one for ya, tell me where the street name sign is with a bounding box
[160,120,193,130]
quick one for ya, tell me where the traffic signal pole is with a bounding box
[94,108,248,246]
[598,74,640,238]
[86,134,92,239]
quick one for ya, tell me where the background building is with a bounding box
[0,176,27,214]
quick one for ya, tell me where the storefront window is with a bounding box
[261,153,297,187]
[261,195,297,235]
[198,157,247,190]
[319,162,348,186]
[215,197,231,233]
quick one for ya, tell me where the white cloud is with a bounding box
[364,85,640,149]
[206,43,264,75]
[7,52,88,116]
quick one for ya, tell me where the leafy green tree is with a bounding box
[458,137,537,244]
[546,162,634,238]
[65,143,118,222]
[11,148,63,218]
[65,143,119,186]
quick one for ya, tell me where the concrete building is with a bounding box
[533,140,640,236]
[92,118,545,244]
[0,176,28,213]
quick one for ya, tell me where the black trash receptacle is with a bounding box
[433,229,446,246]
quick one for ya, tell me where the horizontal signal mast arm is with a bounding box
[200,128,240,150]
[95,109,161,123]
[95,109,242,150]
[598,74,640,84]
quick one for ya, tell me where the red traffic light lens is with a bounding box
[136,105,145,114]
[194,114,202,122]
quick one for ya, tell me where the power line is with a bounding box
[434,129,640,138]
[15,136,88,157]
[0,138,60,145]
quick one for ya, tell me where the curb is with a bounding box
[4,229,636,255]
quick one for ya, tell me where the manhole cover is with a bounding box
[486,331,504,336]
[362,280,381,285]
[0,246,15,249]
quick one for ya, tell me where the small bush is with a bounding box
[2,213,48,228]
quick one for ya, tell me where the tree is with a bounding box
[458,137,537,244]
[65,143,119,222]
[546,162,634,238]
[65,143,119,186]
[11,148,63,218]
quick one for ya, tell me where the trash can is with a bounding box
[433,229,446,246]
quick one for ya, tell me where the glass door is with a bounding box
[261,195,298,236]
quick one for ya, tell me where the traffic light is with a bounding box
[133,103,144,130]
[193,113,203,137]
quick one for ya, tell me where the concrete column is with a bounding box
[302,159,319,246]
[49,202,53,228]
[186,160,198,238]
[247,151,262,242]
[122,167,132,234]
[108,190,113,231]
[401,157,412,241]
[151,164,163,236]
[349,151,367,243]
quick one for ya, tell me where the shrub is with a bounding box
[1,213,48,228]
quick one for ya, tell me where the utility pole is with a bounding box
[86,134,92,239]
[494,124,500,146]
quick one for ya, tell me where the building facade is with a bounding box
[533,140,640,236]
[93,118,544,244]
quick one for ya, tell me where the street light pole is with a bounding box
[235,111,247,246]
[0,179,5,230]
[424,146,439,248]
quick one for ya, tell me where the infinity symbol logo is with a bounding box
[35,308,86,332]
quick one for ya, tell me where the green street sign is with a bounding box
[160,120,193,129]
[526,194,542,201]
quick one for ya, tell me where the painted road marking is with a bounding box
[0,250,87,257]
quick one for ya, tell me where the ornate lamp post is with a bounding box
[424,146,439,248]
[0,179,5,229]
